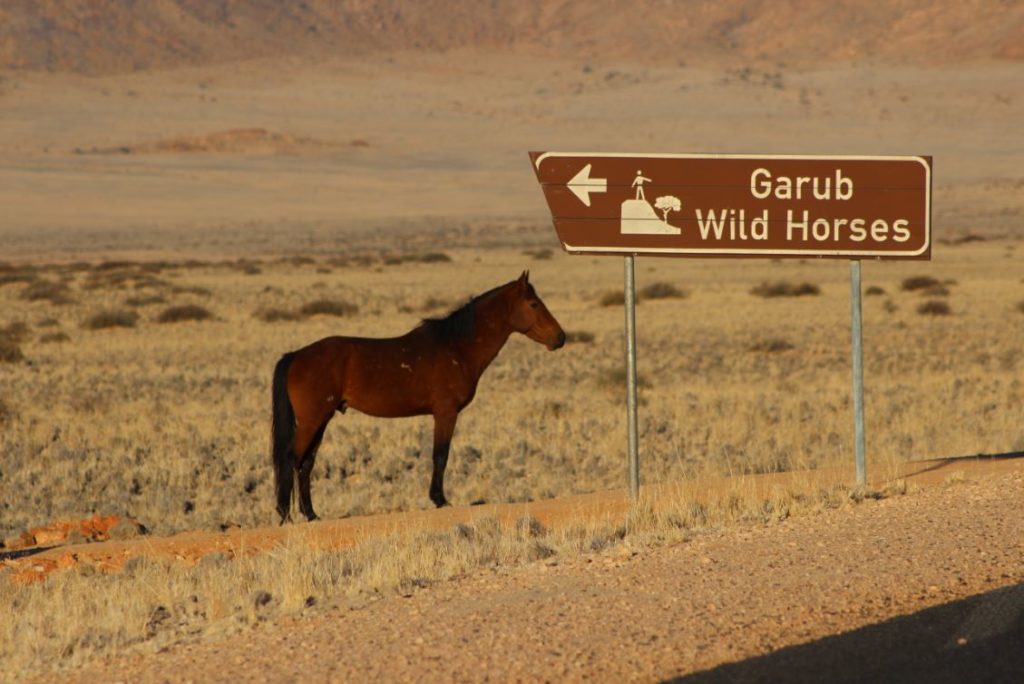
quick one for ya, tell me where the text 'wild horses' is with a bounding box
[271,271,565,523]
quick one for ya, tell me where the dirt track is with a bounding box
[33,458,1024,682]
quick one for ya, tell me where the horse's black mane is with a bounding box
[420,282,510,341]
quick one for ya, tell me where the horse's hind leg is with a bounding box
[429,411,458,508]
[297,421,329,522]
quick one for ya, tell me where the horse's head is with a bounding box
[508,271,565,351]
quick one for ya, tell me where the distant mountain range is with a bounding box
[1,0,1021,74]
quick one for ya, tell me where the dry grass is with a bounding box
[599,290,625,306]
[0,474,879,678]
[2,242,1022,543]
[2,237,1024,677]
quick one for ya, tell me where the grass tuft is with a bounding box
[599,290,625,307]
[156,305,214,324]
[640,282,687,300]
[917,300,951,316]
[83,310,139,330]
[901,275,939,291]
[300,299,359,318]
[750,338,795,353]
[253,308,301,323]
[564,330,595,344]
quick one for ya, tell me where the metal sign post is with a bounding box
[624,255,640,501]
[849,260,867,486]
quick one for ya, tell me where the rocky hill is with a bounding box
[1,0,1021,73]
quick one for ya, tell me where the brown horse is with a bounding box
[271,271,565,523]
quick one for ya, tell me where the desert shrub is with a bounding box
[750,281,820,298]
[901,275,939,291]
[19,280,73,304]
[564,330,595,344]
[253,308,300,323]
[420,297,450,312]
[36,317,60,328]
[640,282,686,300]
[83,309,139,330]
[1017,301,1024,314]
[922,284,950,297]
[750,338,795,353]
[157,305,213,324]
[0,270,38,287]
[416,252,452,263]
[0,339,24,363]
[865,286,886,296]
[299,299,358,317]
[1,321,30,343]
[598,366,651,389]
[125,295,167,307]
[917,300,951,316]
[599,290,625,307]
[39,331,71,344]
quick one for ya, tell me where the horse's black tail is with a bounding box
[271,351,298,520]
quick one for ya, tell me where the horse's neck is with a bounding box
[458,290,513,377]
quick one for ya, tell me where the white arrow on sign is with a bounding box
[567,164,607,207]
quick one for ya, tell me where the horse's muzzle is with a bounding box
[550,331,566,350]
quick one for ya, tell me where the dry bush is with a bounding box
[917,300,951,316]
[2,321,31,343]
[416,252,452,263]
[640,282,687,300]
[564,330,595,344]
[0,269,38,287]
[253,308,301,323]
[300,299,358,317]
[523,248,553,260]
[865,285,886,296]
[83,309,139,330]
[0,338,24,363]
[157,305,214,324]
[750,281,820,298]
[36,317,60,328]
[39,331,71,344]
[125,295,167,307]
[20,279,73,304]
[599,290,625,306]
[1017,301,1024,314]
[901,275,939,291]
[598,366,651,389]
[750,338,795,353]
[419,296,450,312]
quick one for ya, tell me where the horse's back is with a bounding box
[288,332,460,418]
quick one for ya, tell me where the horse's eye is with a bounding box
[530,301,540,309]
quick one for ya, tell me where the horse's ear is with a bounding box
[518,270,530,289]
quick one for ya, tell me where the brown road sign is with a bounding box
[530,152,932,259]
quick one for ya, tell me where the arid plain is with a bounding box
[2,1,1024,680]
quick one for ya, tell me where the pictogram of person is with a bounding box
[633,170,652,200]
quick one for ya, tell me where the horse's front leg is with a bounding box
[429,410,458,507]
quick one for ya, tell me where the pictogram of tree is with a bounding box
[654,195,682,222]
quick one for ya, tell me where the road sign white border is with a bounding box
[535,152,932,258]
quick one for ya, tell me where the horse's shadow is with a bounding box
[0,545,56,562]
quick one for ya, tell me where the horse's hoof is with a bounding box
[305,513,319,522]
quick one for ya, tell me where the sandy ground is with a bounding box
[43,460,1024,683]
[2,54,1023,260]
